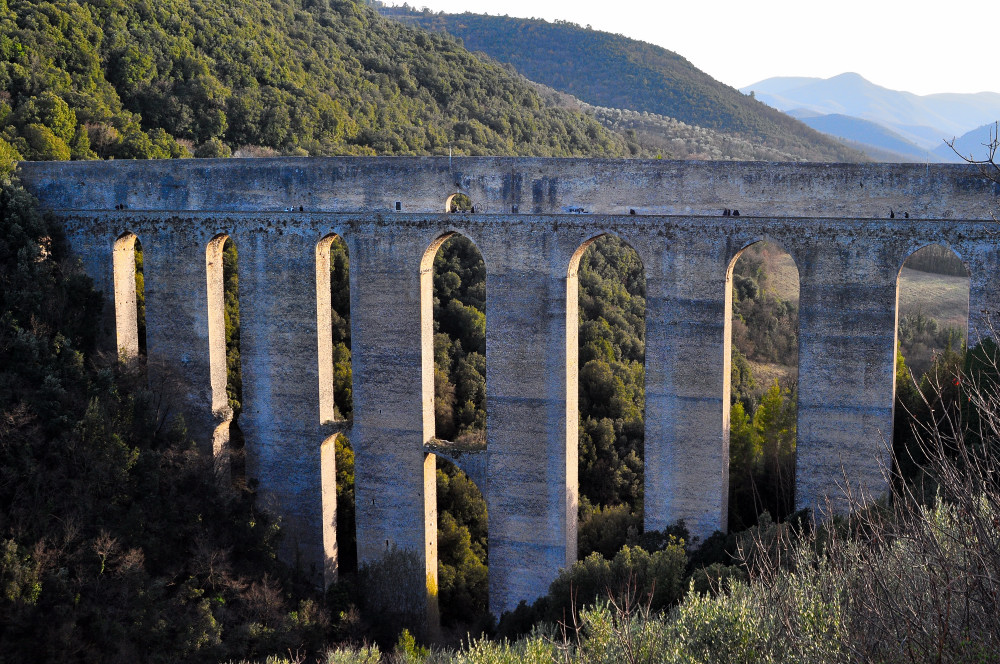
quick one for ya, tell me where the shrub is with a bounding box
[578,502,641,560]
[546,543,687,623]
[320,645,381,664]
[664,584,776,664]
[21,123,71,160]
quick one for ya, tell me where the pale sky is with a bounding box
[382,0,997,96]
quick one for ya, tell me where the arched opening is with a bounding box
[725,241,800,531]
[893,244,970,482]
[321,434,337,587]
[316,234,353,423]
[321,432,355,588]
[445,193,473,214]
[113,232,145,358]
[421,232,489,627]
[896,245,970,380]
[206,234,242,474]
[569,234,646,559]
[316,234,354,587]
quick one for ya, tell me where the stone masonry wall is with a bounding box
[17,157,1000,617]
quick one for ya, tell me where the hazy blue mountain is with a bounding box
[788,112,941,162]
[743,73,1000,151]
[897,124,958,152]
[933,122,999,163]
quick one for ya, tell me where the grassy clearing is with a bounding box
[749,361,797,391]
[897,267,970,332]
[753,243,799,305]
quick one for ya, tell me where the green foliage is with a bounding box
[436,461,488,625]
[20,122,71,160]
[194,136,232,158]
[893,340,976,488]
[727,244,799,530]
[0,135,20,177]
[135,239,146,354]
[663,584,777,663]
[577,236,645,514]
[730,250,798,374]
[335,435,357,573]
[577,501,641,560]
[545,544,687,622]
[448,192,472,212]
[897,310,965,379]
[728,381,797,531]
[394,628,430,662]
[729,348,757,414]
[320,645,381,664]
[328,236,352,419]
[0,0,634,160]
[223,238,241,415]
[433,235,486,443]
[0,539,40,605]
[356,547,427,643]
[450,635,558,664]
[584,103,833,162]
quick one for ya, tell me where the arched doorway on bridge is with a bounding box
[725,241,800,531]
[568,234,646,559]
[893,244,970,481]
[445,192,474,214]
[421,229,489,627]
[113,231,145,358]
[316,233,355,586]
[206,234,243,479]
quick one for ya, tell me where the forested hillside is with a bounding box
[0,0,639,160]
[376,6,867,163]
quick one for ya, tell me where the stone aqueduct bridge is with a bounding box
[17,157,1000,616]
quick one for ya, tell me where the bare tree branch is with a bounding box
[946,120,1000,185]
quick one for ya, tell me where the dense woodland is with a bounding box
[0,0,639,161]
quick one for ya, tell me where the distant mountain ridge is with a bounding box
[787,111,940,163]
[936,122,999,162]
[376,5,866,163]
[743,73,1000,161]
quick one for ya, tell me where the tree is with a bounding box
[947,121,1000,189]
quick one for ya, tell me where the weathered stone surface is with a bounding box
[17,157,999,617]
